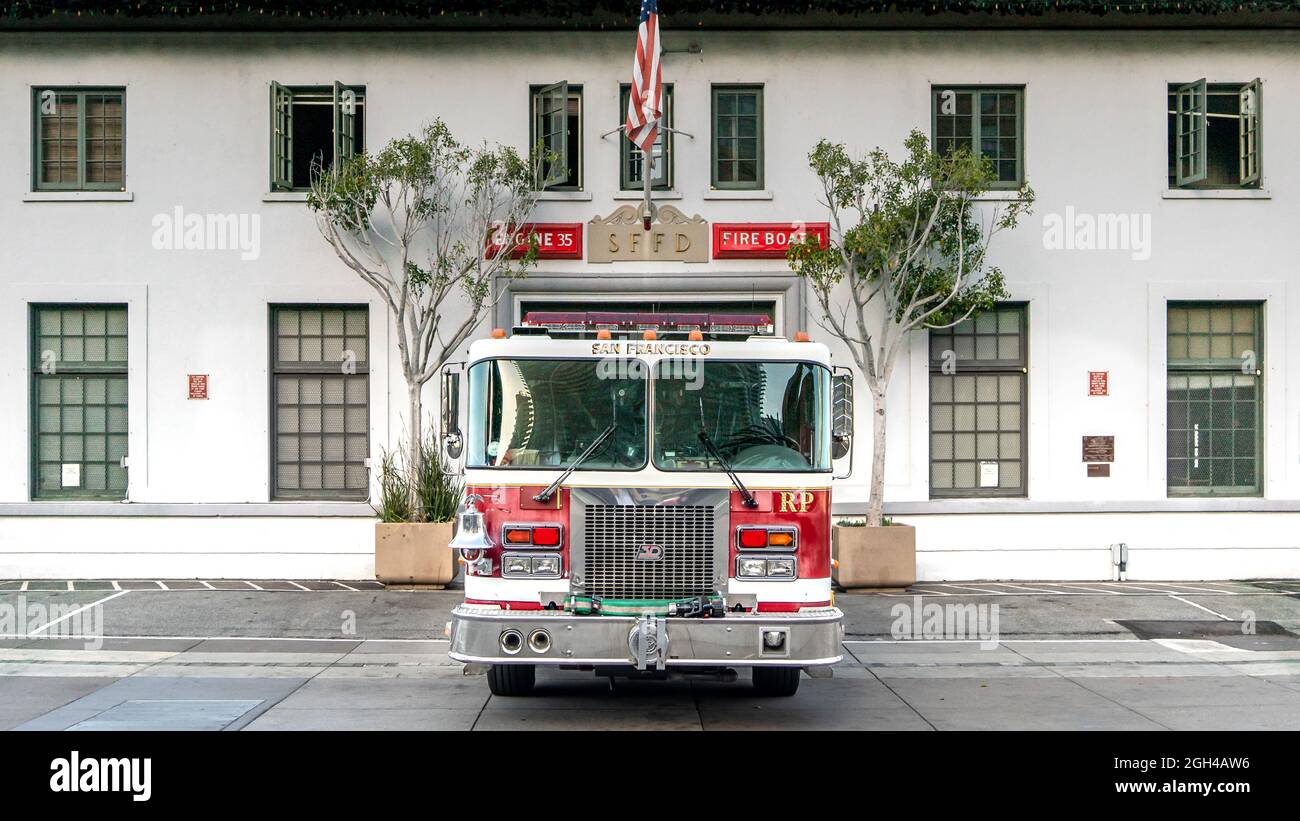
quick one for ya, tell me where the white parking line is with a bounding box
[200,580,215,589]
[925,584,1006,595]
[332,581,359,591]
[1038,583,1121,595]
[1142,582,1240,595]
[1169,595,1233,621]
[985,582,1064,594]
[288,581,311,591]
[25,590,130,636]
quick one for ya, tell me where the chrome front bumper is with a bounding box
[448,604,844,668]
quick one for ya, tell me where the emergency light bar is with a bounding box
[520,311,774,335]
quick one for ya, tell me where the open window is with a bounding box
[530,82,581,190]
[1168,79,1261,189]
[270,82,365,191]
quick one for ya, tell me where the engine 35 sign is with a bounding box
[485,223,583,260]
[712,222,829,259]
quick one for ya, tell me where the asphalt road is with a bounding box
[2,579,1299,730]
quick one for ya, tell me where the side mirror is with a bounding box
[831,367,854,463]
[441,365,463,460]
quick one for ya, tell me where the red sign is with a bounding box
[1089,371,1108,396]
[486,223,583,260]
[188,374,208,400]
[712,222,829,259]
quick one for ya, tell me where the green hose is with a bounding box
[563,595,725,617]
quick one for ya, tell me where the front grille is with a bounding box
[582,504,715,599]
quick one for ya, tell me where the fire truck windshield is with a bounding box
[466,359,647,470]
[653,360,830,473]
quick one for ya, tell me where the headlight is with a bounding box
[736,556,797,580]
[502,553,562,578]
[766,558,796,578]
[532,556,561,576]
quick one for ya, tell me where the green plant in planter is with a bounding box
[376,437,464,524]
[376,449,414,524]
[413,435,464,524]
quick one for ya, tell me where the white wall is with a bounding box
[0,29,1297,578]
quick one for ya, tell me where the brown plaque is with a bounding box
[188,374,208,400]
[588,204,709,263]
[1082,435,1114,463]
[1087,464,1111,478]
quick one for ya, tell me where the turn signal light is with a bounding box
[736,526,799,550]
[504,527,532,544]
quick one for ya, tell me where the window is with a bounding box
[271,306,370,499]
[1167,80,1261,189]
[32,88,125,191]
[654,361,830,472]
[31,305,129,500]
[270,83,365,191]
[620,84,673,190]
[929,305,1027,497]
[466,359,645,470]
[711,85,763,190]
[530,83,582,190]
[932,86,1024,188]
[1167,303,1262,496]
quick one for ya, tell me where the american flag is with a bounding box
[625,0,662,156]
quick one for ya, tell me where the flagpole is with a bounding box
[642,118,657,231]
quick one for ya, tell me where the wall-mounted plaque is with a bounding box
[587,204,708,263]
[1082,435,1115,463]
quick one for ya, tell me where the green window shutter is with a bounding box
[332,81,357,171]
[1239,78,1262,187]
[533,81,569,189]
[270,81,294,191]
[1174,78,1208,187]
[31,305,129,500]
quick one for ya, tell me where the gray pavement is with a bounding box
[2,580,1299,730]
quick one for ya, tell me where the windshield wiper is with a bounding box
[534,424,617,503]
[697,429,758,509]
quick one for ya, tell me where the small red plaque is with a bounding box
[1088,371,1108,396]
[712,222,829,259]
[188,374,208,400]
[486,223,583,260]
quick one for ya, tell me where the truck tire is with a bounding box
[752,666,801,696]
[487,664,536,696]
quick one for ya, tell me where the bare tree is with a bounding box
[309,120,543,496]
[789,130,1033,526]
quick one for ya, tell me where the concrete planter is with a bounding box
[375,522,456,587]
[832,523,916,591]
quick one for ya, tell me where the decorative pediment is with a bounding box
[587,204,709,263]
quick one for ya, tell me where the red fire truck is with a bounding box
[443,312,847,696]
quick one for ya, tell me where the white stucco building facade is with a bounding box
[1,3,1297,580]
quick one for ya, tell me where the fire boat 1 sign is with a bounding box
[712,222,830,259]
